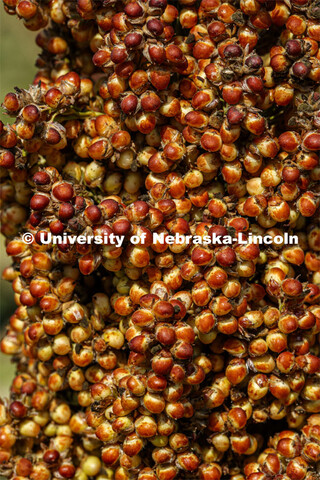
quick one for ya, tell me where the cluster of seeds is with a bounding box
[0,0,319,479]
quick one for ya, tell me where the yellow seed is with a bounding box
[81,456,102,476]
[19,419,41,437]
[150,435,168,447]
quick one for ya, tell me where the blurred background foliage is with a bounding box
[0,9,38,395]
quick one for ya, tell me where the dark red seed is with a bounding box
[30,194,50,211]
[282,166,300,183]
[59,465,76,479]
[33,171,51,185]
[113,218,131,235]
[22,105,40,123]
[58,203,74,220]
[286,40,302,57]
[43,450,60,464]
[100,199,119,218]
[50,220,65,235]
[20,290,36,307]
[224,44,242,58]
[57,241,70,252]
[9,401,27,418]
[0,151,15,168]
[44,88,63,108]
[73,196,86,211]
[111,47,128,64]
[16,0,38,18]
[63,71,80,90]
[227,107,245,125]
[85,205,102,224]
[53,183,74,202]
[245,55,263,69]
[121,95,138,115]
[208,21,226,39]
[115,61,135,78]
[93,50,110,67]
[124,2,144,17]
[147,18,164,36]
[21,381,36,394]
[45,127,61,145]
[124,32,143,49]
[29,212,42,227]
[3,93,19,112]
[292,61,311,78]
[35,230,49,245]
[215,246,236,266]
[208,225,230,245]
